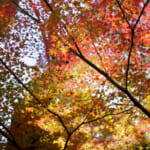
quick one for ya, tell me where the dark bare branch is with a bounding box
[69,48,150,117]
[83,109,131,124]
[125,1,150,88]
[116,0,131,29]
[125,29,134,89]
[133,0,150,29]
[41,0,150,118]
[0,128,21,150]
[0,121,17,146]
[11,0,40,23]
[66,28,84,57]
[0,58,70,136]
[63,109,131,150]
[43,0,53,12]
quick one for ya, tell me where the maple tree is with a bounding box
[0,0,150,149]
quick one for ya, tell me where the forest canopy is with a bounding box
[0,0,150,149]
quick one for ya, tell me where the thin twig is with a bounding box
[11,0,40,23]
[116,0,131,29]
[83,109,131,124]
[66,109,131,144]
[64,26,84,57]
[90,34,107,72]
[122,4,150,30]
[125,29,134,89]
[133,0,150,29]
[113,103,134,106]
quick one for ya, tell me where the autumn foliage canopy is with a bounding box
[0,0,150,150]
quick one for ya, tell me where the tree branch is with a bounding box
[41,0,150,118]
[116,0,150,89]
[125,29,134,89]
[0,121,17,145]
[63,109,131,150]
[65,27,84,57]
[120,2,150,30]
[89,33,107,72]
[113,103,134,106]
[42,0,84,58]
[11,0,40,23]
[133,0,150,29]
[125,1,149,88]
[0,58,70,136]
[63,89,105,150]
[0,128,21,150]
[116,0,131,29]
[63,133,71,150]
[43,0,53,12]
[69,48,150,117]
[83,109,131,124]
